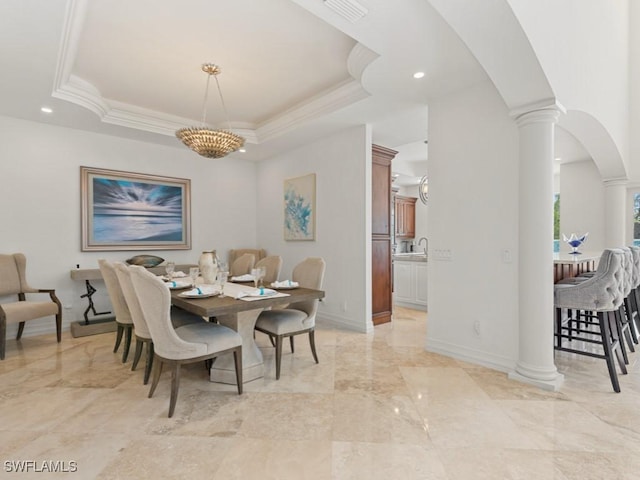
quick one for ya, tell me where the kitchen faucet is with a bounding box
[418,237,428,255]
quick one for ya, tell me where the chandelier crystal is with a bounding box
[176,64,245,159]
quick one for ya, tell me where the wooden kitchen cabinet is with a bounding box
[394,195,416,239]
[371,144,397,325]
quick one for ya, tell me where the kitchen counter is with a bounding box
[393,253,427,263]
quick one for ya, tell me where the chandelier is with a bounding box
[176,64,245,159]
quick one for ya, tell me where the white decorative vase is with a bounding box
[199,250,218,284]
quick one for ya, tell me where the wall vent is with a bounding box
[323,0,368,23]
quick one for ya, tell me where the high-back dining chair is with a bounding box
[228,249,266,267]
[230,253,256,277]
[114,263,154,383]
[115,263,210,384]
[254,255,283,285]
[0,253,62,360]
[98,259,134,363]
[254,257,325,379]
[129,266,243,418]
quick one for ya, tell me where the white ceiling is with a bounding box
[0,0,590,169]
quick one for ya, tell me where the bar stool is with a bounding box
[616,248,635,360]
[626,245,640,342]
[554,248,627,392]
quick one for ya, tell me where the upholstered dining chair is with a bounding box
[129,266,243,418]
[0,253,62,360]
[98,259,134,363]
[230,253,256,277]
[228,248,266,267]
[115,263,207,384]
[254,255,283,285]
[254,257,325,379]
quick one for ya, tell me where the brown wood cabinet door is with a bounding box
[371,144,397,325]
[372,238,392,322]
[394,195,416,239]
[404,200,416,238]
[372,162,391,236]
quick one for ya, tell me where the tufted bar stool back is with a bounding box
[627,246,640,342]
[616,248,637,357]
[554,248,627,392]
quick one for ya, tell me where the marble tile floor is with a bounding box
[1,306,640,479]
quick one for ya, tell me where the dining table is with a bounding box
[170,281,325,384]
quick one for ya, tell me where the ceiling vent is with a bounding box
[324,0,368,23]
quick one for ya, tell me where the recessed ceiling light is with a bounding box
[554,157,562,162]
[413,72,425,79]
[239,148,246,153]
[40,107,53,114]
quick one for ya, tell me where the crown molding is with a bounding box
[255,78,369,142]
[52,2,375,145]
[347,43,380,84]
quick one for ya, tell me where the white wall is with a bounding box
[509,0,630,171]
[558,160,605,253]
[256,125,372,333]
[426,80,519,371]
[0,115,257,337]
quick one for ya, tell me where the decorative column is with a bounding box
[508,105,564,390]
[603,179,628,248]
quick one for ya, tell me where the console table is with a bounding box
[69,264,195,337]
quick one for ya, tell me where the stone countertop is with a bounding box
[393,253,428,263]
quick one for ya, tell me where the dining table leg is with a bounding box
[211,309,264,384]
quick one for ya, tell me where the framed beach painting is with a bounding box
[81,167,191,251]
[284,173,316,241]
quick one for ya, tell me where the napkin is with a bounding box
[271,280,299,288]
[181,285,220,296]
[231,274,255,282]
[234,287,277,299]
[161,271,188,281]
[166,280,191,289]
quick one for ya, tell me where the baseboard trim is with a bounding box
[425,337,516,373]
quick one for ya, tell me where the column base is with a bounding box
[508,368,564,392]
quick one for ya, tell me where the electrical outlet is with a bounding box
[502,249,512,263]
[433,249,453,261]
[473,320,481,336]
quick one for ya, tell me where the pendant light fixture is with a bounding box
[176,63,245,159]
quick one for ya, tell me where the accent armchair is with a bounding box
[0,253,62,360]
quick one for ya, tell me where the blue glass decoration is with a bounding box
[562,232,588,255]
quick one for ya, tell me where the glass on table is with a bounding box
[189,267,200,288]
[165,261,176,280]
[217,270,229,297]
[257,266,267,287]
